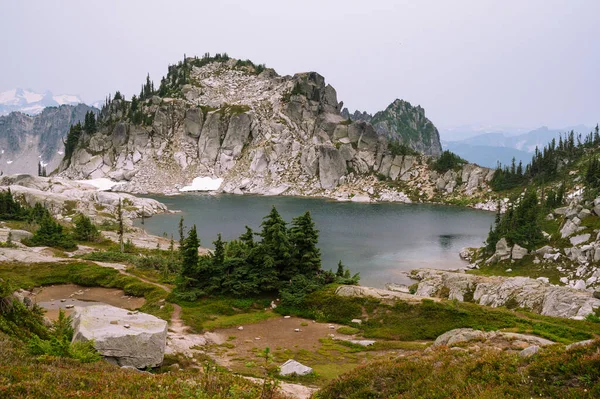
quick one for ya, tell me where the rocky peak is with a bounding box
[341,108,372,123]
[57,54,491,206]
[370,99,442,157]
[341,99,442,157]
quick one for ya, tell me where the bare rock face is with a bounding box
[72,305,168,369]
[318,146,346,189]
[0,174,167,223]
[412,269,600,320]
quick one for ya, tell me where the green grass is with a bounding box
[172,296,274,332]
[0,261,172,321]
[203,311,278,330]
[336,326,360,335]
[318,340,600,399]
[0,333,287,399]
[471,256,564,284]
[281,285,600,344]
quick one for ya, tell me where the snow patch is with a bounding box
[75,178,123,191]
[22,89,44,104]
[180,177,223,192]
[0,89,17,104]
[54,94,83,105]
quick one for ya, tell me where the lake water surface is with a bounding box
[136,194,494,288]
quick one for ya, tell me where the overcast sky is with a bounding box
[1,0,598,132]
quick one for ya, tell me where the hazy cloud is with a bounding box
[1,0,598,130]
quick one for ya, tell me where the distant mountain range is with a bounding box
[442,125,594,168]
[0,88,87,116]
[0,104,97,176]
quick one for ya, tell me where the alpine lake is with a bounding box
[135,194,494,288]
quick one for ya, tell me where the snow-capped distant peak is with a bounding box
[54,94,83,105]
[0,88,85,116]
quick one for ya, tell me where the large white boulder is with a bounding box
[72,305,168,369]
[280,359,313,376]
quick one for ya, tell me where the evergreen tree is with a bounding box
[72,214,100,242]
[178,216,185,248]
[239,226,255,248]
[117,199,124,252]
[290,211,321,277]
[83,111,97,133]
[179,225,200,288]
[28,213,76,250]
[212,233,225,270]
[259,206,292,279]
[64,122,83,163]
[0,189,25,220]
[336,260,345,277]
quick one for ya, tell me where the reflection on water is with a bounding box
[438,234,462,249]
[136,194,494,288]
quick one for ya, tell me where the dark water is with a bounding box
[136,194,494,288]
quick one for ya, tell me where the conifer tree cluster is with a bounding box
[431,150,467,173]
[83,111,97,134]
[486,190,544,252]
[585,157,600,191]
[176,206,358,303]
[544,184,565,209]
[491,126,600,191]
[139,73,155,100]
[1,190,100,250]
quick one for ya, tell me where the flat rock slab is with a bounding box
[433,328,555,349]
[335,285,439,304]
[72,305,168,369]
[348,339,375,347]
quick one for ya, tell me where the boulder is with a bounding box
[570,234,591,246]
[433,328,487,347]
[566,339,596,350]
[519,345,540,358]
[561,219,580,238]
[433,328,554,350]
[511,244,528,260]
[72,305,168,369]
[0,228,33,243]
[578,209,591,219]
[495,238,511,260]
[279,359,313,376]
